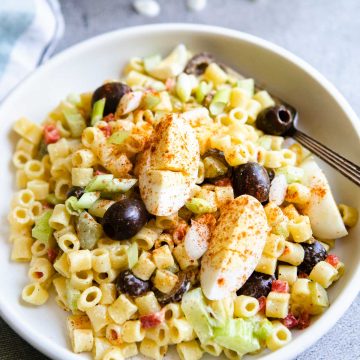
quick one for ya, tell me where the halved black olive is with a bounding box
[184,53,215,76]
[116,270,150,297]
[202,149,232,182]
[154,272,190,305]
[237,271,275,298]
[67,186,85,199]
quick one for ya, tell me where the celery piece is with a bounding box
[181,288,214,344]
[142,92,161,110]
[105,178,137,193]
[66,280,80,312]
[65,196,81,215]
[253,319,273,341]
[237,79,255,97]
[214,318,260,356]
[85,174,114,192]
[76,211,103,250]
[127,242,138,269]
[31,210,53,243]
[62,106,86,137]
[76,192,100,209]
[203,157,228,179]
[196,81,212,103]
[88,199,115,218]
[186,198,217,214]
[45,193,61,205]
[108,130,130,145]
[276,166,304,183]
[91,98,106,126]
[144,54,162,73]
[209,88,231,116]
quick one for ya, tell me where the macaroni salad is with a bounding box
[9,44,359,360]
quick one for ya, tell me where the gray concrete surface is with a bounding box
[1,0,359,359]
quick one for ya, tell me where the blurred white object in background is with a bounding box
[187,0,207,11]
[133,0,161,17]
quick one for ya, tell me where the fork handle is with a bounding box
[292,129,360,187]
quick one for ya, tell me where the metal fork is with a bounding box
[225,65,360,187]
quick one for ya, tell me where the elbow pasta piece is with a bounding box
[153,270,178,294]
[70,270,94,291]
[47,138,70,162]
[288,215,312,243]
[278,241,304,266]
[253,90,275,110]
[234,295,259,318]
[173,243,198,270]
[9,206,33,228]
[71,167,94,187]
[54,178,72,200]
[77,286,103,312]
[26,179,49,200]
[98,238,123,251]
[16,169,29,188]
[16,137,37,157]
[309,261,339,288]
[281,204,299,221]
[24,160,45,180]
[86,304,110,333]
[54,252,71,278]
[134,292,161,316]
[285,183,311,205]
[228,107,248,125]
[109,245,129,270]
[204,63,228,86]
[168,318,195,344]
[92,337,112,360]
[118,342,138,358]
[93,268,119,284]
[201,341,223,357]
[255,253,277,276]
[132,224,161,251]
[28,257,55,284]
[145,322,170,346]
[245,99,262,124]
[176,340,203,360]
[140,338,167,360]
[105,323,123,346]
[68,250,92,272]
[152,245,174,269]
[108,295,138,325]
[72,149,97,168]
[13,117,43,144]
[29,201,43,220]
[53,276,68,303]
[122,320,145,342]
[11,236,33,262]
[155,214,178,230]
[338,204,359,227]
[229,87,250,109]
[100,283,117,305]
[263,150,283,168]
[277,265,298,285]
[71,329,94,353]
[58,233,81,253]
[49,204,71,230]
[223,348,242,360]
[22,283,49,305]
[31,239,49,257]
[266,321,291,351]
[266,291,290,319]
[163,303,183,321]
[102,347,124,360]
[224,144,249,166]
[280,149,297,166]
[263,233,286,258]
[92,248,112,273]
[12,150,32,169]
[132,252,156,281]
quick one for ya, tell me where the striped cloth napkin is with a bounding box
[0,0,64,101]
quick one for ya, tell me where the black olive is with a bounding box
[154,272,190,305]
[266,168,275,182]
[237,271,275,298]
[67,186,85,199]
[298,241,327,275]
[256,105,294,136]
[91,82,131,116]
[116,270,150,297]
[184,52,215,76]
[102,198,148,240]
[232,162,270,202]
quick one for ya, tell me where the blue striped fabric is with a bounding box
[0,0,64,101]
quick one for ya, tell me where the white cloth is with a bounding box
[0,0,64,101]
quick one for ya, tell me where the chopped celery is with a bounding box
[85,174,137,193]
[88,199,115,218]
[203,157,228,179]
[76,211,103,250]
[181,288,214,344]
[91,98,106,126]
[276,166,304,183]
[196,81,212,103]
[65,196,81,215]
[31,210,53,243]
[62,106,86,137]
[76,192,100,209]
[208,297,234,327]
[108,130,130,145]
[214,318,260,356]
[66,280,80,312]
[236,79,255,97]
[142,92,161,110]
[127,242,138,269]
[186,198,217,214]
[253,319,273,341]
[45,193,61,205]
[209,88,231,116]
[144,54,162,73]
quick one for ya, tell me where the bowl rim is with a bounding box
[0,23,359,360]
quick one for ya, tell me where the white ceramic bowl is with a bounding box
[0,24,359,360]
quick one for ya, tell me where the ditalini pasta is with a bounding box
[8,45,357,360]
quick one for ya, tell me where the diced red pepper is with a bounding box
[282,313,298,329]
[297,312,311,329]
[98,123,111,137]
[103,113,115,122]
[258,296,266,313]
[47,248,59,264]
[298,272,309,279]
[43,124,61,144]
[271,280,289,293]
[214,178,231,187]
[94,170,108,176]
[326,254,340,267]
[171,221,188,245]
[140,310,165,329]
